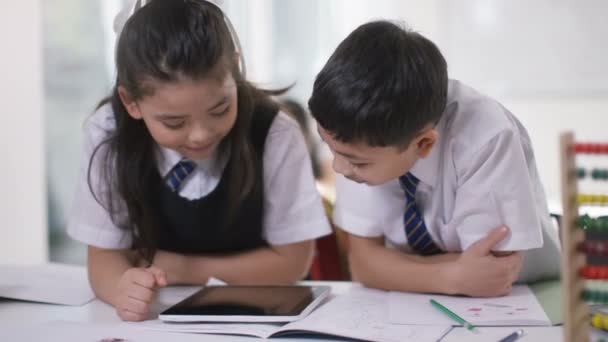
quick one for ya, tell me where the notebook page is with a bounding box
[388,285,551,326]
[277,286,451,342]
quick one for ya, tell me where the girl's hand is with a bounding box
[114,266,167,321]
[448,226,523,297]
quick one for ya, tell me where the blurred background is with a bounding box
[1,0,607,265]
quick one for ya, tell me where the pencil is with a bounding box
[429,298,476,331]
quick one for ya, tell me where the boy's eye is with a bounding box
[351,162,369,168]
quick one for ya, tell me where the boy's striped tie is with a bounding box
[166,159,196,192]
[399,172,442,255]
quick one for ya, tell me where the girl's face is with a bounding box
[119,72,238,160]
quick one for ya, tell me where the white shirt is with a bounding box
[333,80,560,282]
[68,104,331,249]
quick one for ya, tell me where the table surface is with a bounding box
[0,280,564,342]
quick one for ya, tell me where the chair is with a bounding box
[309,193,350,281]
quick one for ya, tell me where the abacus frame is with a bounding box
[560,132,590,342]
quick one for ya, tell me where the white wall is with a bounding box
[502,97,608,205]
[435,0,608,211]
[0,1,47,264]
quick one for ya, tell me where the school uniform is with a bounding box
[68,103,331,252]
[333,79,560,282]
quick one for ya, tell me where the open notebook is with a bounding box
[388,285,552,326]
[142,286,451,342]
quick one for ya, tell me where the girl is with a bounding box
[67,0,330,322]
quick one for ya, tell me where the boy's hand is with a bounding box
[114,266,167,321]
[450,226,523,297]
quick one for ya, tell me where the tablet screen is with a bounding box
[161,285,317,317]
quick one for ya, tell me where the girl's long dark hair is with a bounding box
[88,0,281,262]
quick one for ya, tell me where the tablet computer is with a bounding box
[159,285,331,323]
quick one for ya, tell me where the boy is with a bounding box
[308,21,560,297]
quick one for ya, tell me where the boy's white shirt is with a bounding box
[67,106,331,249]
[333,79,561,282]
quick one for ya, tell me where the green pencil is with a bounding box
[430,298,476,331]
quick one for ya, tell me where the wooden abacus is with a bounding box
[560,134,608,342]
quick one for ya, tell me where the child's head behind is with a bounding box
[309,21,448,185]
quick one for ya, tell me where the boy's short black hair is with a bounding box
[308,20,448,149]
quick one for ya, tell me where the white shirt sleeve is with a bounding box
[261,113,332,245]
[66,107,133,249]
[333,175,405,238]
[450,130,544,251]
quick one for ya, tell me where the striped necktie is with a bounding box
[166,159,196,192]
[399,172,442,255]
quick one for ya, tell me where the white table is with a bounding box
[0,281,563,341]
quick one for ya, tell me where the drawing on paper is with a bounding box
[464,303,530,318]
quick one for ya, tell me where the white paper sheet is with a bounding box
[388,285,551,326]
[0,320,255,342]
[0,263,95,305]
[440,326,563,341]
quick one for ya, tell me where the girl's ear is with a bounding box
[415,127,438,159]
[118,86,143,120]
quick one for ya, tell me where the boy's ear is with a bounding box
[117,86,143,120]
[415,127,438,158]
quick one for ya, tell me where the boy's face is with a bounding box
[318,125,437,186]
[119,71,238,161]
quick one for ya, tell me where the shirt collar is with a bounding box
[155,145,219,178]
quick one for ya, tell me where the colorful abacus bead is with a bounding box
[577,168,587,179]
[580,266,608,280]
[574,143,588,153]
[574,143,608,154]
[578,241,608,256]
[575,215,608,232]
[576,168,608,180]
[592,312,608,331]
[583,289,608,303]
[592,313,602,329]
[577,214,592,228]
[577,194,608,205]
[578,194,591,204]
[591,169,608,180]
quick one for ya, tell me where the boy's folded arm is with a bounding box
[347,227,522,297]
[347,233,456,294]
